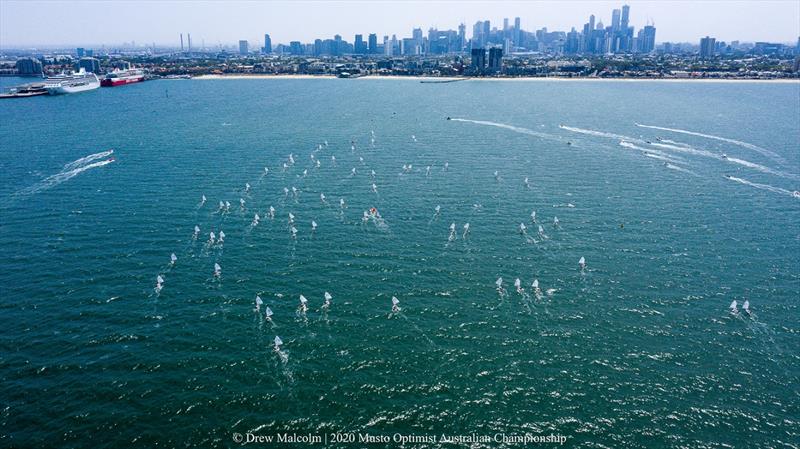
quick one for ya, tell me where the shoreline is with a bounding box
[191,74,799,83]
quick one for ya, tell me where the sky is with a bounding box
[1,0,798,48]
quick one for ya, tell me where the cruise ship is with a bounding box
[101,68,146,87]
[44,69,100,95]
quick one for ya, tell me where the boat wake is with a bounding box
[635,123,785,164]
[665,163,698,176]
[63,150,114,170]
[17,156,114,196]
[560,125,640,143]
[451,118,560,141]
[725,175,799,199]
[725,157,799,181]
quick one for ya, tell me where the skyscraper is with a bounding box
[621,5,630,31]
[611,9,621,33]
[239,40,249,55]
[458,23,466,52]
[368,33,378,54]
[488,47,503,73]
[638,25,656,53]
[470,48,486,71]
[700,36,716,58]
[354,34,364,53]
[263,34,272,54]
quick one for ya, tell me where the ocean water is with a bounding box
[0,77,798,448]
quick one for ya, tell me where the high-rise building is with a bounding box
[621,5,630,30]
[458,23,466,52]
[611,9,621,33]
[77,47,85,58]
[239,40,249,55]
[488,47,503,72]
[77,57,101,73]
[290,41,303,55]
[354,34,364,53]
[187,34,192,51]
[368,33,378,54]
[180,34,184,51]
[700,36,716,58]
[263,34,272,54]
[638,25,656,53]
[503,18,509,31]
[514,17,521,46]
[15,57,43,76]
[470,48,486,71]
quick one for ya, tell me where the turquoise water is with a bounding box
[1,78,798,448]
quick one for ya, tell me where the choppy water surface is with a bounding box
[1,78,798,448]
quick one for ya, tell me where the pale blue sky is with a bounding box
[1,0,798,48]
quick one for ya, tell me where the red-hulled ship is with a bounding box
[101,68,146,87]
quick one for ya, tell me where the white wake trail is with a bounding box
[560,125,642,143]
[635,123,785,164]
[63,150,114,170]
[619,141,686,163]
[726,175,799,199]
[725,157,799,181]
[665,163,698,176]
[451,118,560,141]
[18,159,114,195]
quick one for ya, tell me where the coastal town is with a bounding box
[2,45,799,82]
[2,2,799,85]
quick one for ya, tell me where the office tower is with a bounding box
[289,41,302,55]
[85,49,93,57]
[488,47,503,72]
[78,57,101,73]
[15,57,43,76]
[473,21,484,47]
[483,20,490,42]
[77,47,85,58]
[354,34,364,53]
[503,38,512,55]
[639,25,656,53]
[611,9,621,33]
[514,17,521,46]
[700,36,716,58]
[413,28,423,41]
[368,33,378,54]
[458,23,466,52]
[503,18,509,31]
[621,5,630,30]
[180,34,183,51]
[263,34,272,53]
[239,40,249,55]
[470,48,486,71]
[187,34,192,51]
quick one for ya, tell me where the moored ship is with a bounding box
[44,69,100,95]
[101,68,146,87]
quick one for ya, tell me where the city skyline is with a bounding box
[1,0,799,48]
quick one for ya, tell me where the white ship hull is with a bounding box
[46,82,100,95]
[44,70,100,95]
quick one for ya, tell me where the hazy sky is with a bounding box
[1,0,798,48]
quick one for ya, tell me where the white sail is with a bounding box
[299,295,308,304]
[274,336,283,346]
[324,292,332,301]
[170,253,177,263]
[729,300,738,311]
[743,300,750,311]
[391,296,400,305]
[255,295,263,306]
[156,275,164,284]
